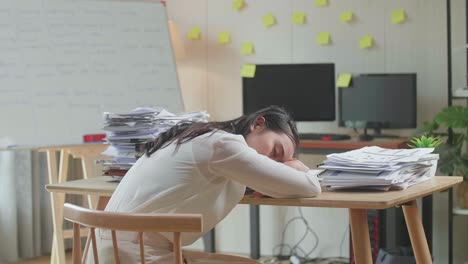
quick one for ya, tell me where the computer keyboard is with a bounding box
[299,133,351,141]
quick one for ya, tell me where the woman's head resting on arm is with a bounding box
[241,110,298,162]
[145,105,299,160]
[244,117,295,162]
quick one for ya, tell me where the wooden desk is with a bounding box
[299,138,408,151]
[244,138,410,259]
[46,176,462,264]
[40,139,409,262]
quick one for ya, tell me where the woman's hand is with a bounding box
[284,158,310,172]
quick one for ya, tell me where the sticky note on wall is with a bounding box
[340,11,353,23]
[359,35,373,49]
[337,73,352,88]
[218,31,231,44]
[392,9,406,24]
[233,0,245,11]
[188,27,201,40]
[241,42,254,55]
[241,64,256,78]
[315,0,328,7]
[263,13,276,27]
[292,12,306,24]
[316,32,331,45]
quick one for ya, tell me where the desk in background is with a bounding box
[46,176,462,264]
[38,144,108,264]
[298,137,408,153]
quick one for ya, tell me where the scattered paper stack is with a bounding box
[318,146,439,191]
[100,107,209,178]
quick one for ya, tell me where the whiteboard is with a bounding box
[0,0,184,146]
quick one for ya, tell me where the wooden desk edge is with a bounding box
[37,144,108,152]
[45,176,463,210]
[240,177,463,210]
[386,176,463,208]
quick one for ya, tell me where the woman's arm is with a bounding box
[207,135,321,198]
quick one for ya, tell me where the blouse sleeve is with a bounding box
[206,134,321,198]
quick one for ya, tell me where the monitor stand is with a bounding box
[358,127,400,141]
[359,128,373,141]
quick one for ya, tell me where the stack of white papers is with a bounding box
[318,146,439,191]
[101,107,209,177]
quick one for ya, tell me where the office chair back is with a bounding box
[63,203,203,264]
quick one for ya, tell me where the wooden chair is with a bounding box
[63,203,202,264]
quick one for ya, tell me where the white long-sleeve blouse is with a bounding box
[91,130,321,264]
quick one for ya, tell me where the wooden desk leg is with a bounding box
[46,150,66,264]
[81,155,98,262]
[349,209,373,264]
[81,157,98,208]
[402,201,432,264]
[52,193,66,264]
[58,149,69,183]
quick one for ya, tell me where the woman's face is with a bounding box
[245,118,295,162]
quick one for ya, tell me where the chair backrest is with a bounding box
[63,203,203,264]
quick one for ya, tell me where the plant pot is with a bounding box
[455,180,468,209]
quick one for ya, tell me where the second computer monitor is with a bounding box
[339,73,417,131]
[242,63,335,121]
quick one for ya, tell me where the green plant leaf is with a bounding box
[412,121,439,136]
[435,106,468,129]
[409,136,443,148]
[414,106,467,179]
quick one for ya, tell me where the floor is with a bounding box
[4,252,347,264]
[1,253,72,264]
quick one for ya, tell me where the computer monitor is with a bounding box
[338,73,417,140]
[242,63,335,121]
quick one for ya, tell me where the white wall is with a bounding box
[167,0,466,263]
[171,0,448,134]
[451,0,467,94]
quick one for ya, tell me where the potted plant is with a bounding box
[411,106,468,208]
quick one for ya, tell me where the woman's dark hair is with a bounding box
[145,105,299,157]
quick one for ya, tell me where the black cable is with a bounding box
[272,207,320,262]
[298,208,320,258]
[273,216,306,257]
[339,225,350,258]
[270,208,352,263]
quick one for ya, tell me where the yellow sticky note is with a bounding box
[337,73,352,88]
[392,8,406,24]
[241,42,254,55]
[292,12,306,25]
[241,64,256,78]
[233,0,245,11]
[316,32,331,45]
[340,11,353,23]
[262,13,276,27]
[187,27,201,40]
[314,0,328,7]
[359,35,373,49]
[218,31,231,44]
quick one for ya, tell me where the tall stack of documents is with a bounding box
[101,107,209,177]
[318,146,439,191]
